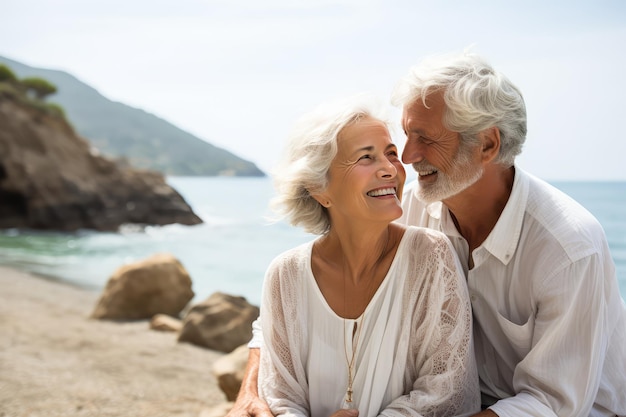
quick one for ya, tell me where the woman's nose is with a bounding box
[379,158,397,178]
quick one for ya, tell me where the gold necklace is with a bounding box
[339,229,391,407]
[343,314,363,406]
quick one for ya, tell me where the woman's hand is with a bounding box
[329,408,359,417]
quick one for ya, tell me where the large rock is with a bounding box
[178,292,259,353]
[91,253,194,320]
[0,93,202,231]
[212,344,249,401]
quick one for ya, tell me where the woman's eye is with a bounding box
[358,154,372,161]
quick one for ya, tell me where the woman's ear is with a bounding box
[312,193,331,208]
[480,126,501,163]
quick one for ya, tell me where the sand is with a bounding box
[0,266,228,417]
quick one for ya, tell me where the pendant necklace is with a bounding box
[340,230,388,407]
[343,314,363,406]
[342,259,363,407]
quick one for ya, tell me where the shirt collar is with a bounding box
[425,201,443,220]
[431,167,529,265]
[481,167,528,265]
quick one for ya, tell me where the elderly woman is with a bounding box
[257,96,480,417]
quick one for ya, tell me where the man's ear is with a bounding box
[480,126,501,163]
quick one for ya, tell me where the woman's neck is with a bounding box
[312,223,404,318]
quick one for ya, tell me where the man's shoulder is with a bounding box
[522,171,606,259]
[525,171,601,228]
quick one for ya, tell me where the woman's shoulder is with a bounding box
[402,225,452,247]
[399,226,460,272]
[265,238,319,279]
[270,240,315,266]
[397,227,466,299]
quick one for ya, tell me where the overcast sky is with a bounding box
[2,0,625,180]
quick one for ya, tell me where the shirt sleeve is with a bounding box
[380,234,481,417]
[247,317,263,349]
[490,253,616,416]
[257,254,309,417]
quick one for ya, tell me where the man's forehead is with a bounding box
[402,93,445,122]
[401,100,429,127]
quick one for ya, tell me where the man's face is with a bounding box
[400,92,483,203]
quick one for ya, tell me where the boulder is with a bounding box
[212,344,249,401]
[91,253,194,320]
[178,292,259,353]
[0,93,202,231]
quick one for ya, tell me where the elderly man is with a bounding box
[228,52,626,417]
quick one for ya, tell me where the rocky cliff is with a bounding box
[0,55,265,177]
[0,92,203,231]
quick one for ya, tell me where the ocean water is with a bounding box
[0,177,624,306]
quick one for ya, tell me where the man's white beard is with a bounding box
[413,148,483,203]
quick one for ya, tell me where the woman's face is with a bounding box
[318,116,406,226]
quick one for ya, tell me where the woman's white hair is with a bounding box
[270,94,391,235]
[391,50,527,166]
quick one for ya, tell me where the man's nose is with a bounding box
[401,139,423,164]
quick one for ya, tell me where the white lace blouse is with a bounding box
[258,226,480,417]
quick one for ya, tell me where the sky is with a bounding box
[2,0,626,181]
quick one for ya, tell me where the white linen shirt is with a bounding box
[398,167,626,417]
[257,227,480,417]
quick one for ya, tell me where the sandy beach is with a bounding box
[0,266,228,417]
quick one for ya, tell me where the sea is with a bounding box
[0,177,625,306]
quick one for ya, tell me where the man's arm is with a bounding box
[487,255,616,415]
[225,348,273,417]
[471,410,498,417]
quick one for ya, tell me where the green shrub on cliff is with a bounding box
[20,77,58,100]
[0,64,18,83]
[0,64,66,120]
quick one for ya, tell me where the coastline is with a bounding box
[0,266,227,417]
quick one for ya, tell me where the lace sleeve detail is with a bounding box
[382,229,480,417]
[258,248,310,417]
